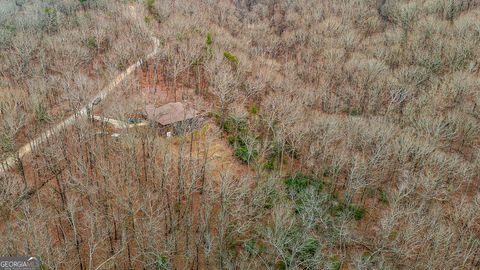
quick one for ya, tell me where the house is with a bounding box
[145,102,199,134]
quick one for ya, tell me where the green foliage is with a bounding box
[146,0,155,12]
[379,190,389,204]
[263,158,275,171]
[191,57,203,66]
[244,239,266,256]
[264,194,274,209]
[223,119,235,133]
[349,107,362,116]
[206,32,213,46]
[155,254,169,270]
[203,32,213,59]
[329,255,341,270]
[228,135,258,163]
[286,175,329,218]
[348,204,366,220]
[285,174,311,195]
[86,36,97,49]
[234,144,251,163]
[227,134,240,145]
[144,15,153,24]
[35,104,51,123]
[222,117,247,134]
[223,51,238,64]
[332,201,366,220]
[249,103,258,115]
[259,177,277,209]
[42,7,59,33]
[0,134,14,152]
[221,116,257,163]
[244,239,257,255]
[285,174,324,198]
[275,261,287,270]
[44,7,55,14]
[298,238,319,261]
[117,62,126,70]
[227,237,242,251]
[332,199,346,215]
[265,140,299,166]
[389,231,398,241]
[269,224,321,269]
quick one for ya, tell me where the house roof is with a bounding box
[145,102,197,126]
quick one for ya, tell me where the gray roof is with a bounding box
[145,102,197,125]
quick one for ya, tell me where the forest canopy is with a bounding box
[0,0,479,269]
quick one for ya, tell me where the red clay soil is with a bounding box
[2,119,251,270]
[93,59,211,122]
[1,57,246,269]
[138,61,181,106]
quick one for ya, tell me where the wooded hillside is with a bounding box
[1,0,479,269]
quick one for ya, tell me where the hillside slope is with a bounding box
[1,0,480,269]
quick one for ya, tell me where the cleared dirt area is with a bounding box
[94,60,211,124]
[0,48,251,267]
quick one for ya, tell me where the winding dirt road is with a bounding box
[0,8,159,174]
[92,115,149,129]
